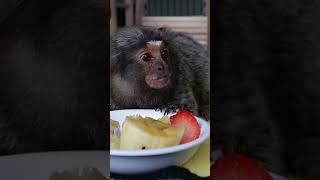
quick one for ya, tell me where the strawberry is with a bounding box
[169,110,200,144]
[211,154,274,180]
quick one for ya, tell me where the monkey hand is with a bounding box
[155,102,196,116]
[155,103,180,115]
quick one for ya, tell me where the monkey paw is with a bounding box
[155,104,177,115]
[155,102,193,115]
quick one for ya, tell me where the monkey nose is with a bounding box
[157,64,164,71]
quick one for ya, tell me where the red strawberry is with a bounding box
[169,110,200,144]
[211,154,274,180]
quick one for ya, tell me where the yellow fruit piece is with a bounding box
[120,115,184,150]
[110,119,120,149]
[158,116,171,124]
[180,138,210,177]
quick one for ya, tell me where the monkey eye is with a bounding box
[141,53,151,62]
[161,49,169,59]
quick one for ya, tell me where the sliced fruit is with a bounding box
[110,119,121,149]
[181,138,210,177]
[169,110,200,144]
[211,154,273,180]
[158,116,171,124]
[120,115,184,150]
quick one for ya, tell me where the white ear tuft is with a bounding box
[146,40,163,47]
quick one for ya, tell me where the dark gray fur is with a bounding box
[214,0,320,178]
[110,26,210,120]
[0,0,108,155]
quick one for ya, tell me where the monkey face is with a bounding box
[135,40,172,89]
[111,27,177,93]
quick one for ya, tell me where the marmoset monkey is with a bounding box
[110,26,210,120]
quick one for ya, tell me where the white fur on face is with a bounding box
[146,40,163,47]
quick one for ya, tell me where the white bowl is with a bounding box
[110,109,210,175]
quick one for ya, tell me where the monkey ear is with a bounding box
[158,26,167,31]
[158,26,172,40]
[158,26,171,33]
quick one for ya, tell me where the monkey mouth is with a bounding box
[145,75,170,89]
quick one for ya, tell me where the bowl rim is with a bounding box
[110,109,210,157]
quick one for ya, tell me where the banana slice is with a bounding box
[120,115,184,150]
[158,116,171,124]
[110,119,120,149]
